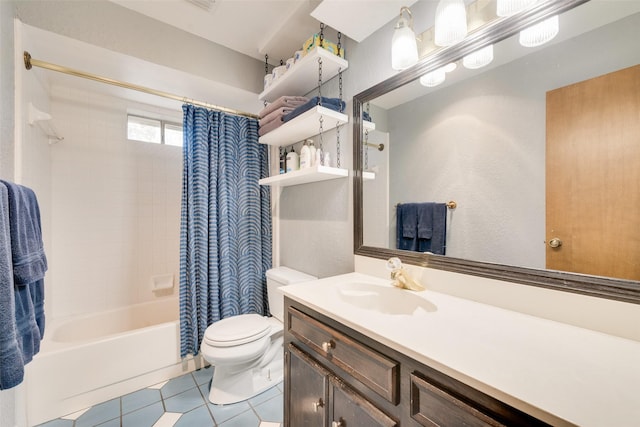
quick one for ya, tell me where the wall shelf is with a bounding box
[259,105,348,147]
[363,120,376,131]
[259,47,349,103]
[259,165,348,187]
[363,171,376,181]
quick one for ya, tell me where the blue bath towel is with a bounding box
[0,181,46,363]
[0,180,47,285]
[0,183,25,390]
[396,203,418,251]
[417,203,434,240]
[282,97,346,123]
[418,203,447,255]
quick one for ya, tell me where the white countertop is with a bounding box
[282,272,640,427]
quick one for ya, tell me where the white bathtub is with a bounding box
[25,297,204,426]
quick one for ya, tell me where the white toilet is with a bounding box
[200,266,316,405]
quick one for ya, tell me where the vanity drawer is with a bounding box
[410,373,503,426]
[410,372,549,427]
[287,307,399,404]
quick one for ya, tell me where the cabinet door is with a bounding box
[288,344,329,427]
[330,377,397,427]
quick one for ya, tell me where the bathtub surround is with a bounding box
[180,105,271,358]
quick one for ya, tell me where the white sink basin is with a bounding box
[335,281,437,315]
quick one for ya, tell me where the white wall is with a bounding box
[14,0,264,95]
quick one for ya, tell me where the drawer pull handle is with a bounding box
[321,340,335,352]
[332,420,344,427]
[312,398,324,412]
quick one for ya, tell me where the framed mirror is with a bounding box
[353,0,640,304]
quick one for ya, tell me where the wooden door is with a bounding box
[330,377,397,427]
[546,64,640,280]
[287,345,328,427]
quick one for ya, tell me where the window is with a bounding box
[127,114,183,146]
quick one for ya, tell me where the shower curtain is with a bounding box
[179,104,271,358]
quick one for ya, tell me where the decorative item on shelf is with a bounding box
[303,29,345,58]
[434,0,468,47]
[391,6,419,71]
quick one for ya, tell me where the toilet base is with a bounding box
[207,348,283,405]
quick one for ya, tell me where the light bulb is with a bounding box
[519,15,559,47]
[463,44,494,69]
[496,0,536,17]
[420,67,446,87]
[434,0,468,47]
[391,9,418,70]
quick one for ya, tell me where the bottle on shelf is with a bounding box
[323,152,332,167]
[315,148,323,167]
[308,139,317,167]
[279,147,287,174]
[300,140,311,169]
[286,147,299,172]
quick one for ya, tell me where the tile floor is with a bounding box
[35,366,283,427]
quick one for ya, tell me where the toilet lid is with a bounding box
[204,313,271,347]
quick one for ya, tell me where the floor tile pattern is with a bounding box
[36,367,283,427]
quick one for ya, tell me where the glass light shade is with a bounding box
[496,0,536,17]
[392,18,419,70]
[463,44,494,69]
[434,0,468,47]
[420,67,446,87]
[443,62,458,73]
[519,15,559,47]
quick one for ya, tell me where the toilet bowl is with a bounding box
[201,266,316,405]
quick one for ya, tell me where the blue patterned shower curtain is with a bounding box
[179,104,271,358]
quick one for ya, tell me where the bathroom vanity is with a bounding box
[282,273,640,426]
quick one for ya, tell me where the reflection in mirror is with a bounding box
[355,0,640,301]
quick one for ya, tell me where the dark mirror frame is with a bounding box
[353,0,640,305]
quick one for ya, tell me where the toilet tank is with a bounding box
[266,267,317,322]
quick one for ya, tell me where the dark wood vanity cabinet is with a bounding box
[288,344,397,427]
[284,298,550,427]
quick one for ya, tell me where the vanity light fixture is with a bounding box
[519,15,559,47]
[463,44,494,69]
[496,0,536,17]
[443,62,458,73]
[420,67,447,87]
[392,6,419,70]
[434,0,468,47]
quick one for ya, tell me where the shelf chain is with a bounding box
[364,102,370,170]
[335,32,343,168]
[318,55,324,154]
[264,54,269,107]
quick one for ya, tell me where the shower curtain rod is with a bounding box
[23,51,259,120]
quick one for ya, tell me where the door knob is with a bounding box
[312,398,324,412]
[548,238,563,248]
